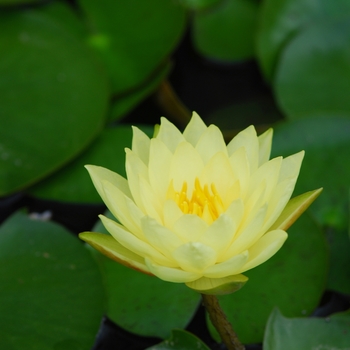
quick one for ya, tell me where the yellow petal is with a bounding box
[172,242,217,273]
[247,156,282,203]
[199,213,236,257]
[200,151,235,200]
[148,138,172,200]
[99,214,175,267]
[241,229,288,272]
[269,188,323,231]
[125,149,149,212]
[156,117,185,152]
[101,180,144,238]
[141,216,183,261]
[131,126,151,164]
[186,274,248,295]
[258,128,273,166]
[195,124,228,164]
[172,214,208,242]
[278,151,304,183]
[227,125,259,172]
[228,147,250,199]
[138,175,163,223]
[183,111,208,146]
[163,199,184,229]
[221,205,267,260]
[145,258,201,283]
[169,141,204,194]
[79,232,151,275]
[85,165,131,199]
[203,251,249,278]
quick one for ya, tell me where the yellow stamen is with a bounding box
[168,178,224,222]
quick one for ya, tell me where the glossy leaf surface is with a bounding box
[264,308,350,350]
[0,212,105,350]
[0,8,109,196]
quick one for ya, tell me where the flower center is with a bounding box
[168,178,224,222]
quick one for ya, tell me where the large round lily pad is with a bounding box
[0,211,105,350]
[193,0,259,62]
[0,9,109,196]
[79,0,186,94]
[275,18,350,118]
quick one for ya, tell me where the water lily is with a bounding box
[80,112,321,295]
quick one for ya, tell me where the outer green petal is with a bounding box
[227,125,259,173]
[183,111,207,146]
[258,128,273,166]
[157,117,185,152]
[172,242,217,273]
[99,214,175,267]
[269,188,323,231]
[196,125,228,164]
[131,126,151,164]
[186,274,248,295]
[145,257,201,283]
[203,251,249,278]
[172,214,208,242]
[79,231,151,275]
[85,165,131,199]
[241,229,288,272]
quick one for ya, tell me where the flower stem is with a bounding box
[201,294,245,350]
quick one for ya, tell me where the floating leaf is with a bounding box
[275,19,350,118]
[264,308,350,350]
[0,8,109,196]
[257,0,350,80]
[0,211,105,350]
[193,0,259,62]
[29,125,154,203]
[79,0,186,94]
[145,329,211,350]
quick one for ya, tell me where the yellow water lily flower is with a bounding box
[80,112,321,295]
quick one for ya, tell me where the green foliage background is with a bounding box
[1,0,350,348]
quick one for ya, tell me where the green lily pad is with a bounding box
[0,211,105,350]
[264,308,350,350]
[208,212,328,344]
[272,116,350,229]
[79,0,186,94]
[109,61,172,122]
[145,329,211,350]
[193,0,259,62]
[179,0,221,11]
[29,125,153,203]
[275,18,350,118]
[272,116,350,294]
[257,0,350,80]
[90,215,201,339]
[0,8,109,196]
